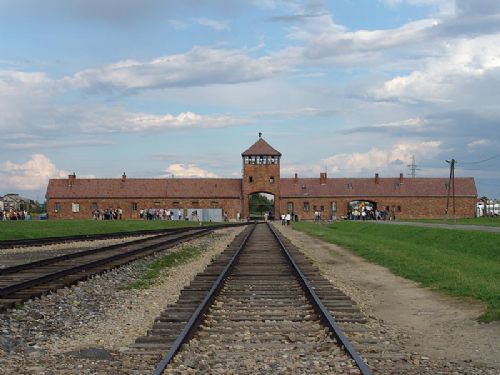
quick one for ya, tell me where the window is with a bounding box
[131,202,138,211]
[287,202,294,213]
[192,201,199,206]
[313,205,317,211]
[71,203,80,213]
[269,176,275,184]
[320,205,324,212]
[91,202,98,211]
[154,201,160,206]
[303,202,310,212]
[173,201,180,207]
[347,183,353,190]
[249,176,253,183]
[54,202,61,213]
[211,201,218,207]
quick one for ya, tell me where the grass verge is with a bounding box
[125,245,203,289]
[410,217,500,227]
[293,221,500,322]
[0,220,204,240]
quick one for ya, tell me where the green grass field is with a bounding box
[293,221,500,322]
[0,220,202,240]
[411,217,500,227]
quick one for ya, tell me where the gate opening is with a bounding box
[248,192,275,220]
[347,200,377,220]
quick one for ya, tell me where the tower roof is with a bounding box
[241,137,281,156]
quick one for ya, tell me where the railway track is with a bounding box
[0,226,218,249]
[132,223,370,374]
[0,225,235,311]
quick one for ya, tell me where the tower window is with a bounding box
[249,176,253,183]
[269,176,275,184]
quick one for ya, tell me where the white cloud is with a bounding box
[194,18,229,31]
[0,154,68,191]
[163,164,218,178]
[381,0,456,15]
[284,11,439,63]
[82,110,249,133]
[466,139,499,151]
[374,34,500,102]
[69,46,287,92]
[321,140,443,175]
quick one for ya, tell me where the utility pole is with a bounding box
[445,159,456,223]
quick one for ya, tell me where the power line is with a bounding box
[458,153,500,165]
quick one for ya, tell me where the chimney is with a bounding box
[294,173,298,184]
[68,172,76,187]
[320,172,327,185]
[121,172,127,182]
[399,173,404,184]
[375,173,380,184]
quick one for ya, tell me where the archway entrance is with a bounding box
[248,192,275,220]
[348,200,377,220]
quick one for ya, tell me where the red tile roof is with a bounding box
[241,138,281,156]
[280,177,477,197]
[46,178,242,199]
[46,176,476,200]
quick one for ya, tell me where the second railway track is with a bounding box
[137,223,370,374]
[0,226,230,311]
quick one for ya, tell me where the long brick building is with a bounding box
[45,136,477,220]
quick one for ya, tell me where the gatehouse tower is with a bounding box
[241,133,281,219]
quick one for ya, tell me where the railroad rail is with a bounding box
[0,225,243,311]
[138,223,370,374]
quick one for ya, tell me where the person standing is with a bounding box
[285,212,291,225]
[281,213,285,225]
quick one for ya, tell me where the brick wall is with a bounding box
[279,196,476,220]
[47,198,242,220]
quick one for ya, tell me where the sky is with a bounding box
[1,0,499,201]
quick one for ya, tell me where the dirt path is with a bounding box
[273,223,500,369]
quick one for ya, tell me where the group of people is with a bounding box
[280,213,292,225]
[92,208,123,220]
[1,209,30,221]
[348,207,390,221]
[139,208,182,221]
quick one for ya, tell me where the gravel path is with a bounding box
[273,223,500,374]
[0,226,244,375]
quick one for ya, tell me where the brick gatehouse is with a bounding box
[46,136,477,220]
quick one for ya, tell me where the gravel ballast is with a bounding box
[0,226,244,375]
